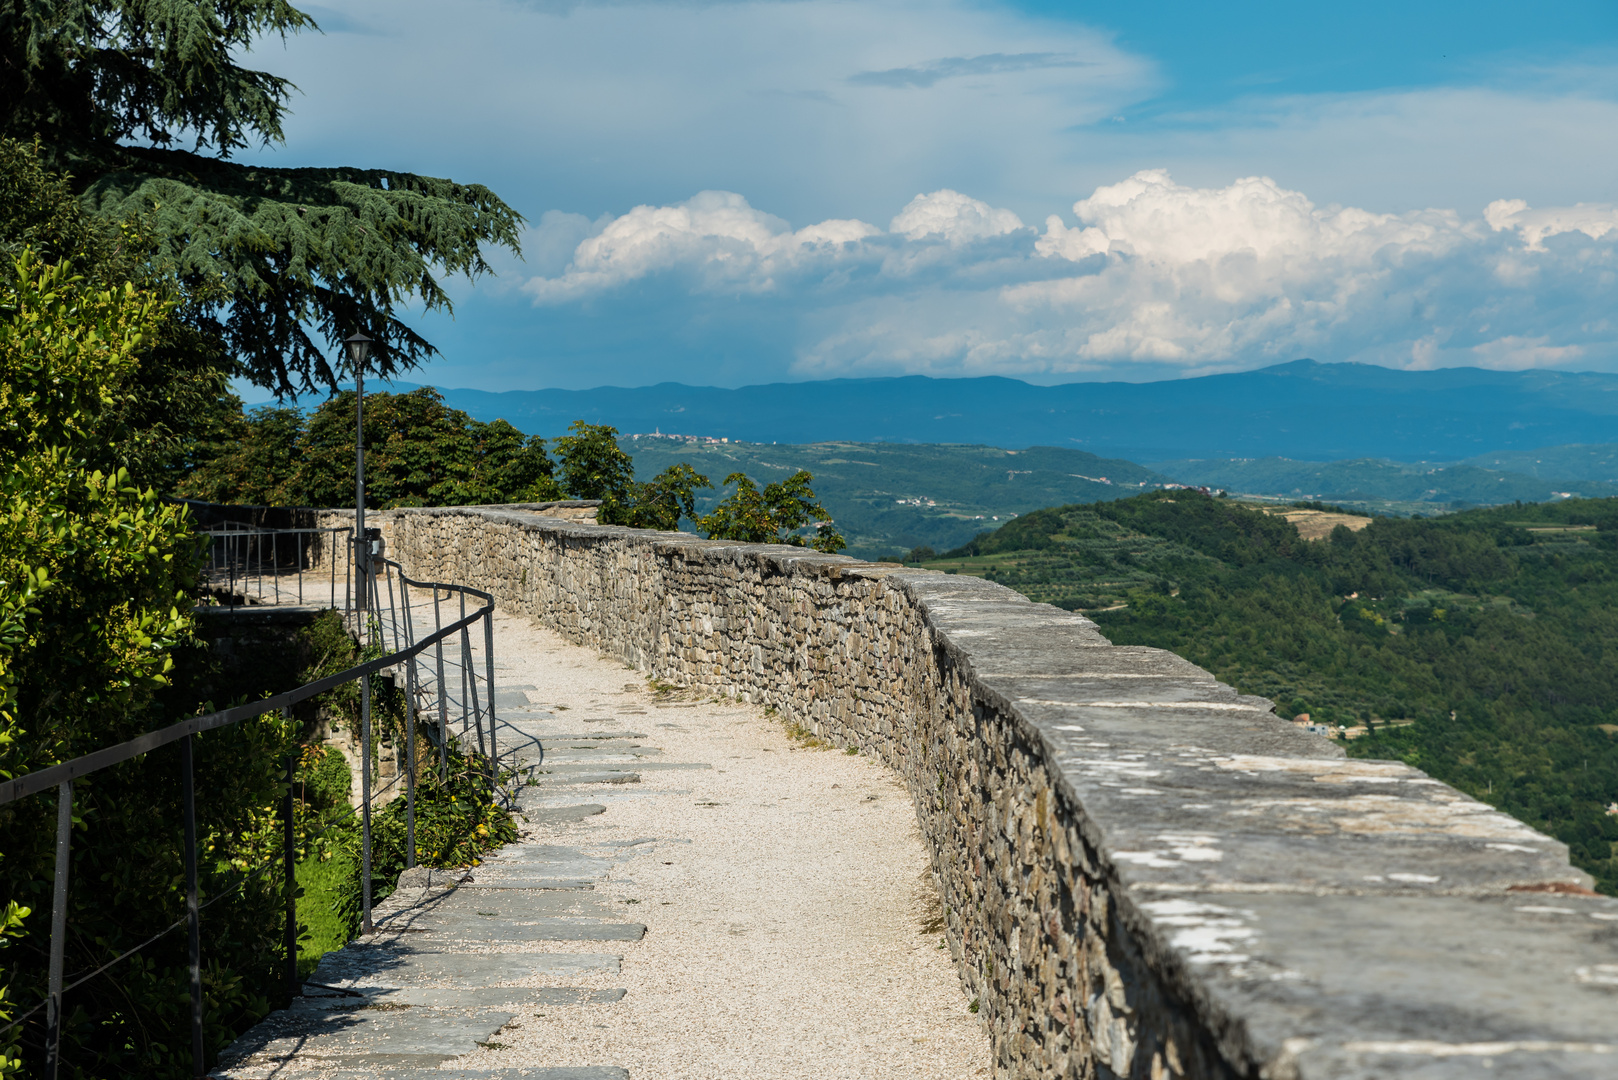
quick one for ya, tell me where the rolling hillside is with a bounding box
[619,438,1169,559]
[924,492,1618,895]
[1152,456,1618,513]
[326,359,1618,462]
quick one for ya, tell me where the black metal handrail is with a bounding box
[0,552,506,1080]
[200,523,354,611]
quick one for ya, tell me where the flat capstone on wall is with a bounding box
[319,504,1618,1080]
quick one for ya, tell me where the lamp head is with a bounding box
[345,331,373,370]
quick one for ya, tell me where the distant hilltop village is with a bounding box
[629,430,734,444]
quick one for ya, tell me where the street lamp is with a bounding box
[345,331,378,935]
[346,331,373,615]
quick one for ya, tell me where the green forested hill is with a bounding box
[928,492,1618,894]
[1152,455,1618,512]
[1461,444,1618,485]
[620,437,1168,558]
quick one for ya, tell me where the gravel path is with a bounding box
[458,610,989,1079]
[215,604,989,1079]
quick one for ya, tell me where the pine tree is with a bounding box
[2,0,523,395]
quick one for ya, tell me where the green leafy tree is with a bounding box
[618,462,711,531]
[3,1,523,396]
[699,470,845,553]
[177,403,307,505]
[0,250,263,1077]
[0,900,25,1076]
[1,136,239,490]
[552,421,637,504]
[551,423,718,530]
[178,388,563,508]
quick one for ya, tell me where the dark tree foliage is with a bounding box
[543,422,716,531]
[178,388,563,508]
[698,470,845,553]
[0,136,239,489]
[943,490,1618,894]
[622,462,711,532]
[552,421,639,504]
[2,0,523,396]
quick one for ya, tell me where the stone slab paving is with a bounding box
[214,605,988,1079]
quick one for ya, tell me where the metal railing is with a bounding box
[0,533,533,1080]
[361,558,543,802]
[201,523,354,611]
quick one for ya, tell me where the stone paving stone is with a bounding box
[295,987,627,1009]
[534,763,705,778]
[312,1069,629,1080]
[457,878,599,891]
[525,803,607,824]
[394,887,623,921]
[540,745,665,760]
[311,949,622,987]
[393,915,647,943]
[524,733,650,741]
[528,770,641,786]
[477,845,615,879]
[214,1006,516,1078]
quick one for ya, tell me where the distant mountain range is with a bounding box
[619,439,1169,558]
[617,438,1617,557]
[1152,457,1618,511]
[344,359,1618,462]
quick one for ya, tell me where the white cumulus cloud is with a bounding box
[889,190,1025,244]
[517,171,1618,380]
[523,191,881,302]
[1483,197,1618,250]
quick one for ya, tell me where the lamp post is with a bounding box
[346,332,373,615]
[345,331,376,934]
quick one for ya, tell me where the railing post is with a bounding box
[360,672,373,936]
[384,564,401,654]
[433,589,449,780]
[368,571,385,651]
[182,734,205,1080]
[483,602,499,798]
[462,621,485,759]
[283,737,298,1001]
[401,579,417,869]
[404,658,417,870]
[42,781,72,1080]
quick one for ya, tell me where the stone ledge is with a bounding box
[363,503,1615,1080]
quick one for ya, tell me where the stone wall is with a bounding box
[370,505,1618,1080]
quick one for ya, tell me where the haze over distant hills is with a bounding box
[1152,457,1618,514]
[382,359,1618,463]
[620,439,1169,558]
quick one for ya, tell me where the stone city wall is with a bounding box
[325,505,1618,1080]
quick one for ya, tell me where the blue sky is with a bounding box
[246,0,1618,393]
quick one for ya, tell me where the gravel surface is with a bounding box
[456,609,990,1079]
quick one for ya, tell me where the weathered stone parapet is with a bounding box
[367,504,1617,1080]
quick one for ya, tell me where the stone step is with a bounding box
[214,1005,517,1079]
[296,987,625,1009]
[290,1069,629,1080]
[533,761,706,774]
[385,917,646,943]
[526,771,640,786]
[311,949,621,989]
[526,803,606,825]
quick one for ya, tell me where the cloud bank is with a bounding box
[515,170,1618,379]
